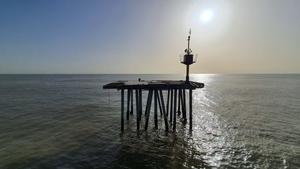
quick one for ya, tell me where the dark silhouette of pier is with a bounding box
[103,31,204,132]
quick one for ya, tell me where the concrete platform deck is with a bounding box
[103,80,204,90]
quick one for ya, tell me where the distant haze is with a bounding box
[0,0,299,74]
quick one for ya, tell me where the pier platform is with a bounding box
[103,80,204,90]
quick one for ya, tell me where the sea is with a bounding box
[0,74,299,169]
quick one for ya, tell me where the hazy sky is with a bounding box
[0,0,299,74]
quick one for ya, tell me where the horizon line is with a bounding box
[0,73,299,75]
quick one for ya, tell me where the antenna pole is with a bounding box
[187,31,191,55]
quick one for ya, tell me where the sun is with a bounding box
[200,9,214,23]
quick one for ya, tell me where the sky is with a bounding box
[0,0,299,74]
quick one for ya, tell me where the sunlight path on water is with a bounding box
[187,74,243,168]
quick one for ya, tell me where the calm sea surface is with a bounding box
[0,74,299,169]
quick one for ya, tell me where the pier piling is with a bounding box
[182,89,187,122]
[127,89,130,120]
[130,89,133,115]
[173,89,177,131]
[144,90,153,130]
[121,89,124,131]
[135,89,140,131]
[189,89,193,130]
[166,89,170,116]
[158,90,169,132]
[103,80,203,132]
[170,89,173,124]
[139,89,142,121]
[178,89,181,116]
[154,90,158,129]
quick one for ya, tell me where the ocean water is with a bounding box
[0,74,299,169]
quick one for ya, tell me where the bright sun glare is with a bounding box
[200,9,214,23]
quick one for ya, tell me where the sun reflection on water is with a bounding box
[186,74,236,168]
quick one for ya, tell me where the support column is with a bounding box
[121,89,124,131]
[158,90,169,132]
[139,89,142,121]
[177,89,181,116]
[145,90,153,130]
[170,89,173,124]
[130,89,133,115]
[135,89,140,131]
[189,89,193,130]
[154,89,158,129]
[173,89,177,131]
[166,89,170,116]
[182,89,187,122]
[144,90,150,117]
[126,89,130,120]
[186,65,190,82]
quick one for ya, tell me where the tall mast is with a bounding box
[180,29,195,83]
[187,29,191,55]
[186,29,191,82]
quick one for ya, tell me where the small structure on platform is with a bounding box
[103,31,204,132]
